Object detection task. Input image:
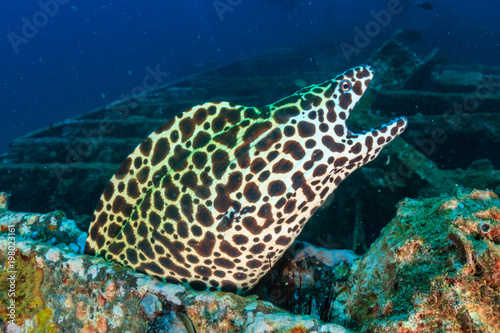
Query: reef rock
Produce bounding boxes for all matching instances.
[3,188,500,332]
[0,193,350,333]
[335,188,500,332]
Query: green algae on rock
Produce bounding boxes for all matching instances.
[0,252,45,327]
[334,188,500,332]
[85,65,407,294]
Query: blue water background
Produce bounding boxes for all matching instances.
[1,0,499,154]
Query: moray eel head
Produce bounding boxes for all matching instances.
[319,65,408,175]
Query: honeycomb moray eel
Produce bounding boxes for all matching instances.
[85,65,408,294]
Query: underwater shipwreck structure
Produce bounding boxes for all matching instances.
[2,37,499,251]
[1,36,500,332]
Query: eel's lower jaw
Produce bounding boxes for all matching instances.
[347,116,408,139]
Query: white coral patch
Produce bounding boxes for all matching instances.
[111,304,124,327]
[156,284,185,305]
[135,277,158,297]
[292,243,358,267]
[5,323,22,333]
[49,214,60,229]
[244,302,258,311]
[65,294,73,308]
[16,240,34,254]
[45,248,61,262]
[35,256,45,268]
[0,212,22,227]
[246,312,316,332]
[135,277,184,305]
[87,265,100,279]
[64,258,85,278]
[319,323,353,332]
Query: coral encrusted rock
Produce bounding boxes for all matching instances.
[0,195,350,333]
[334,188,500,332]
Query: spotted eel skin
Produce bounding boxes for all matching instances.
[85,65,408,294]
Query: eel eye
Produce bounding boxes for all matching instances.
[340,80,351,92]
[480,222,491,233]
